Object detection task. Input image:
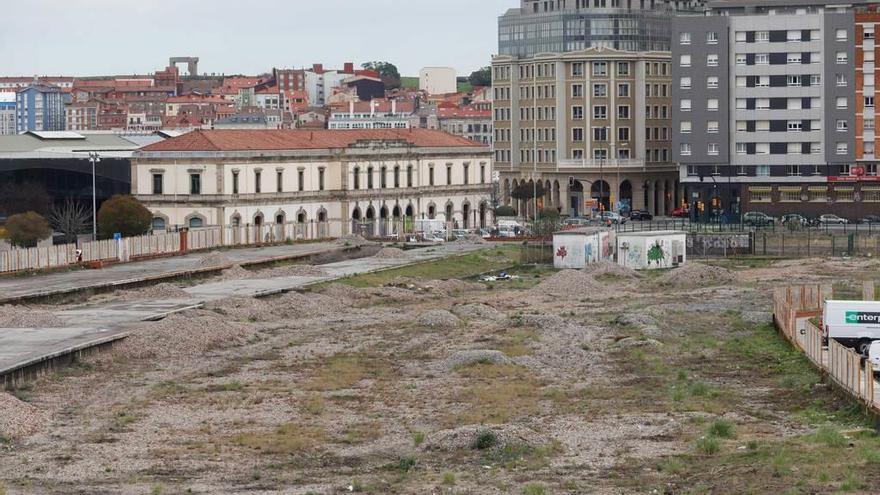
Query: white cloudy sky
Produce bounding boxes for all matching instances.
[4,0,514,77]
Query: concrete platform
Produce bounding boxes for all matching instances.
[0,243,489,388]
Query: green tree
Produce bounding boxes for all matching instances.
[510,181,545,201]
[531,207,562,235]
[5,211,52,248]
[362,61,401,89]
[97,195,152,238]
[468,66,491,87]
[494,205,517,217]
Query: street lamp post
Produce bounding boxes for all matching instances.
[89,152,101,241]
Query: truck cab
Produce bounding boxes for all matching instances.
[824,300,880,354]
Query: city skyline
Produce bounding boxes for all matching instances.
[3,0,513,77]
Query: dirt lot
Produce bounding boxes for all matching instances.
[3,249,880,494]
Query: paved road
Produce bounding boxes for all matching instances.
[0,241,350,304]
[0,243,488,381]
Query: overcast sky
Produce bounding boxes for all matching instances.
[4,0,513,78]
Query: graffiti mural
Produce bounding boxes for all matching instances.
[647,241,666,266]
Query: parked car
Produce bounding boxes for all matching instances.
[671,207,689,218]
[781,213,809,227]
[597,211,627,224]
[818,214,849,225]
[629,209,653,221]
[477,228,492,239]
[742,211,776,226]
[861,215,880,224]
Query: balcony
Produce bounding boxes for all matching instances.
[556,158,648,170]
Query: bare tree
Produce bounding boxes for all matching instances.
[49,198,91,244]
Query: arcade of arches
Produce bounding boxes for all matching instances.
[501,174,681,217]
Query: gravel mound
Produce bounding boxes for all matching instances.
[261,264,328,278]
[196,251,232,268]
[513,313,567,331]
[425,424,548,453]
[113,310,252,359]
[583,261,641,280]
[611,312,658,328]
[215,264,253,281]
[432,279,485,295]
[374,247,407,259]
[443,350,511,369]
[204,297,276,322]
[613,337,662,349]
[0,392,47,438]
[336,234,369,246]
[0,306,64,328]
[452,303,501,320]
[653,263,735,288]
[275,291,340,317]
[531,270,603,296]
[317,283,370,301]
[121,283,191,301]
[417,309,460,329]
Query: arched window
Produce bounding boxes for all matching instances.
[353,166,360,190]
[393,166,400,188]
[367,167,374,189]
[152,217,166,231]
[188,217,204,228]
[406,165,413,187]
[380,166,387,188]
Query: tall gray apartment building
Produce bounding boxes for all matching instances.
[673,0,877,220]
[493,0,706,218]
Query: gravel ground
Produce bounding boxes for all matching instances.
[653,263,735,288]
[118,282,192,301]
[1,257,875,493]
[258,264,328,278]
[195,251,232,268]
[0,306,65,328]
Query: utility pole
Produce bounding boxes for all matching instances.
[89,151,101,241]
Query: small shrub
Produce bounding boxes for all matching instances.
[840,471,865,491]
[706,419,735,439]
[770,452,790,476]
[523,483,547,495]
[809,426,846,448]
[746,440,759,450]
[97,195,152,238]
[695,436,720,456]
[411,430,425,446]
[5,211,51,248]
[442,472,456,485]
[472,429,497,450]
[659,458,684,474]
[150,486,164,495]
[394,457,417,473]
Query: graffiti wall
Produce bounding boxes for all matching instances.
[553,230,614,269]
[687,234,751,256]
[617,232,687,270]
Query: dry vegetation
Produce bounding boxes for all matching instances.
[2,249,880,494]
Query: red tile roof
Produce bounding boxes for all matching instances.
[140,128,487,152]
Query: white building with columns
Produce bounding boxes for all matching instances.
[132,128,493,236]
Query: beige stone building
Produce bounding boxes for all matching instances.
[132,129,493,236]
[492,47,680,217]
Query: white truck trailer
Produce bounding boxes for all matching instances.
[823,300,880,354]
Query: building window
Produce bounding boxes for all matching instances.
[680,143,692,156]
[680,32,692,44]
[836,120,848,132]
[735,31,746,42]
[864,187,880,202]
[735,54,746,65]
[755,53,769,65]
[571,62,584,76]
[298,170,304,191]
[353,167,360,190]
[708,143,719,155]
[680,121,692,133]
[572,128,584,141]
[429,165,435,186]
[152,174,163,195]
[680,99,691,112]
[232,171,239,194]
[679,55,691,67]
[707,121,719,133]
[618,127,630,141]
[592,62,607,76]
[787,75,802,87]
[189,174,201,195]
[836,74,847,87]
[572,84,584,97]
[572,106,584,119]
[276,171,283,193]
[756,31,769,43]
[463,163,469,185]
[394,166,400,188]
[749,186,771,203]
[836,142,848,155]
[617,105,630,119]
[787,121,802,132]
[837,52,847,64]
[617,62,629,76]
[707,99,719,111]
[593,105,607,119]
[867,97,875,108]
[836,187,854,202]
[836,28,848,41]
[618,83,629,97]
[707,76,718,89]
[480,163,486,184]
[594,149,608,160]
[808,186,827,202]
[707,54,719,67]
[679,77,691,89]
[837,97,848,109]
[707,31,718,44]
[736,143,747,155]
[779,187,802,202]
[810,75,821,86]
[787,53,801,64]
[318,168,325,191]
[593,83,607,97]
[254,171,261,193]
[866,119,876,130]
[593,127,608,141]
[407,165,414,187]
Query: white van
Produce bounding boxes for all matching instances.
[823,300,880,353]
